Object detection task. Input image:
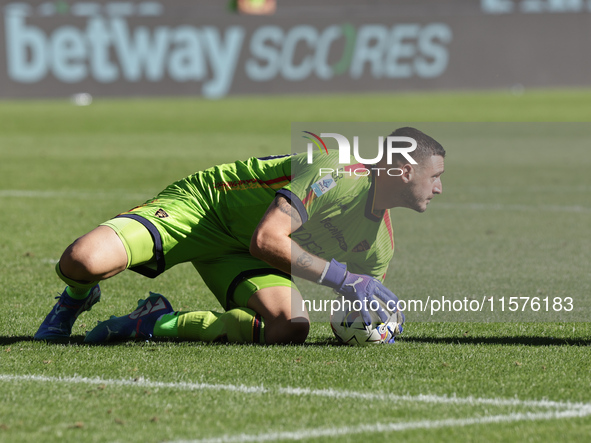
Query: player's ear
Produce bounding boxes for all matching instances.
[399,163,414,183]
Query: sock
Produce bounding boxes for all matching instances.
[153,308,264,344]
[66,286,91,300]
[56,263,98,299]
[153,312,179,337]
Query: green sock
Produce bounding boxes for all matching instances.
[66,286,91,300]
[153,312,179,337]
[154,308,264,344]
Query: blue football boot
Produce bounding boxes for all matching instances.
[84,292,173,343]
[34,285,101,340]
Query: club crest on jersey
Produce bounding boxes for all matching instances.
[311,174,336,197]
[155,208,169,218]
[352,240,370,252]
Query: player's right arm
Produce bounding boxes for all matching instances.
[250,194,327,282]
[250,195,400,325]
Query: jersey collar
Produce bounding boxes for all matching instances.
[364,168,385,222]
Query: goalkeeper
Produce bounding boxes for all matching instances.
[34,127,445,345]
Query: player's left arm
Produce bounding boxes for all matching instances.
[250,194,328,282]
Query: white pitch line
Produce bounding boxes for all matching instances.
[171,407,591,443]
[3,374,589,443]
[276,387,581,410]
[0,374,267,395]
[0,374,587,411]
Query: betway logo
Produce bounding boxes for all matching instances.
[305,133,417,165]
[4,10,452,98]
[5,15,242,97]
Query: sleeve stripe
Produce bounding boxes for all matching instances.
[276,189,308,224]
[344,163,365,172]
[383,210,394,249]
[302,189,315,206]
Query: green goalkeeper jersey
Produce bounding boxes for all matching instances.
[124,151,394,280]
[278,151,394,281]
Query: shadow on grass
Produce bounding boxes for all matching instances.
[0,335,86,345]
[1,335,339,347]
[2,335,590,347]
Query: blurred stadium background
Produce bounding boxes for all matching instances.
[2,0,590,99]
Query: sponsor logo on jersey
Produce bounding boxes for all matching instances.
[291,230,325,257]
[320,217,348,252]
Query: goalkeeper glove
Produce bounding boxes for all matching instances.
[319,259,400,326]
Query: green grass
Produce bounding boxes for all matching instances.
[1,88,591,442]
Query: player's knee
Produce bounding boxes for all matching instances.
[59,241,99,281]
[266,317,310,345]
[288,319,310,344]
[60,238,123,281]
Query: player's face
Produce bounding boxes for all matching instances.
[402,155,444,213]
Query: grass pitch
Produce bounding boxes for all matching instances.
[1,89,591,442]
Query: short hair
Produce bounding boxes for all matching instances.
[384,127,445,165]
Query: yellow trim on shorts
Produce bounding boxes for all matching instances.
[100,217,155,268]
[232,273,294,309]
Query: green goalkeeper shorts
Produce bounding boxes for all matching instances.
[101,213,294,311]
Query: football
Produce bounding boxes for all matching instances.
[330,296,403,346]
